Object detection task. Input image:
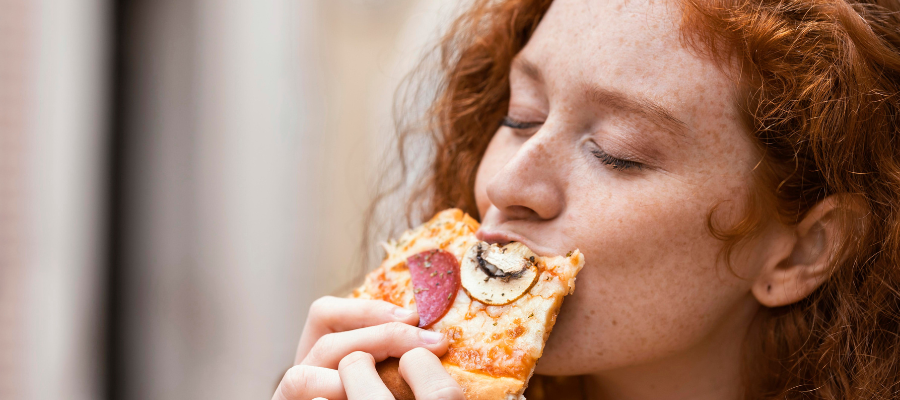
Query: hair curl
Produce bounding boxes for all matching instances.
[370,0,900,397]
[683,0,900,397]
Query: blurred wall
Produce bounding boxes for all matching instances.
[0,1,31,398]
[16,1,110,400]
[2,0,110,400]
[118,0,324,398]
[3,0,460,399]
[116,0,444,399]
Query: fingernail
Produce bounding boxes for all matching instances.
[392,307,414,319]
[420,330,444,344]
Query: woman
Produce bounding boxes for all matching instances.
[274,0,900,398]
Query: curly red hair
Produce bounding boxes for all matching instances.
[368,0,900,397]
[683,0,900,397]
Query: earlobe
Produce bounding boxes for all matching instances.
[751,232,801,308]
[752,195,868,308]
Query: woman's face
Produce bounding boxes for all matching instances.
[474,0,770,375]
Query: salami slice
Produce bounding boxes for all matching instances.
[406,249,461,328]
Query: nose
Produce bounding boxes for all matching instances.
[485,129,566,222]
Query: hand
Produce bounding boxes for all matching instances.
[271,296,465,400]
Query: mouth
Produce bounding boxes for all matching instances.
[475,229,518,245]
[476,229,552,257]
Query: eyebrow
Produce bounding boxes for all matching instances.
[582,85,690,139]
[512,57,690,140]
[513,57,545,83]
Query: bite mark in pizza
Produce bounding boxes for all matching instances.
[351,209,584,400]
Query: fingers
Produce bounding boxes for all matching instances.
[338,352,394,400]
[297,296,418,363]
[301,322,448,369]
[399,348,465,400]
[272,365,345,400]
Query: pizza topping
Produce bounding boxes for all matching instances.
[460,241,539,306]
[406,249,461,328]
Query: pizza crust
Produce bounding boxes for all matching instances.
[354,209,584,399]
[444,364,525,400]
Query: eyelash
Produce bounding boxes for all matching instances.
[591,148,643,171]
[500,116,541,130]
[501,115,643,171]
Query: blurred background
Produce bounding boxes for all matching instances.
[0,0,461,399]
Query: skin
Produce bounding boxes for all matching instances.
[273,0,859,399]
[474,0,765,398]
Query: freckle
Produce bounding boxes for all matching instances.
[612,320,617,326]
[590,309,596,315]
[596,350,604,357]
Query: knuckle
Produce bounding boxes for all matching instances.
[304,333,336,363]
[425,385,466,400]
[397,349,463,400]
[338,351,374,370]
[317,332,336,348]
[405,346,433,359]
[398,347,432,369]
[308,296,336,318]
[382,321,413,339]
[279,366,314,399]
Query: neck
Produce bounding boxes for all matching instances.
[585,298,759,400]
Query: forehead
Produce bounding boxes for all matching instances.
[519,0,739,133]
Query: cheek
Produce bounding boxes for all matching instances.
[536,174,757,374]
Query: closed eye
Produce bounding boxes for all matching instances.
[501,116,543,130]
[591,148,643,171]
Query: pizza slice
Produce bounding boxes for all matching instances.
[351,209,584,400]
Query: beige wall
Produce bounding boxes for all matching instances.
[6,1,461,399]
[0,1,30,399]
[10,1,109,400]
[314,0,417,289]
[118,1,451,399]
[318,0,466,284]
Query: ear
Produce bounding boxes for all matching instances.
[752,194,869,307]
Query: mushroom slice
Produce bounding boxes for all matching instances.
[460,241,540,306]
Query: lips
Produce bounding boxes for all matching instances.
[476,228,520,245]
[477,206,571,256]
[476,228,557,257]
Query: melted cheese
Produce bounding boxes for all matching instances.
[352,209,584,383]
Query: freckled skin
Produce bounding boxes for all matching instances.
[473,0,776,399]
